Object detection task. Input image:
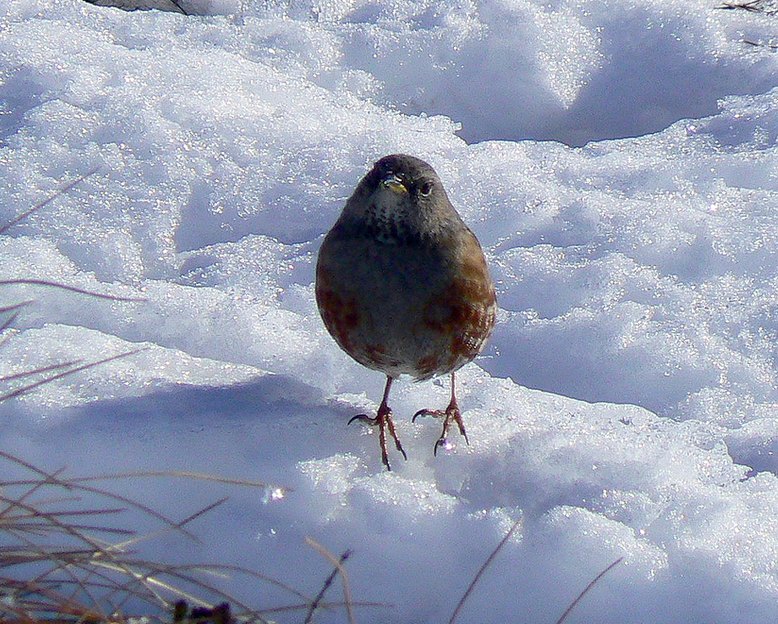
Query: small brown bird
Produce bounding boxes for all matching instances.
[315,154,496,470]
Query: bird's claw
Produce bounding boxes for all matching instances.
[433,436,451,456]
[412,408,444,423]
[414,403,469,455]
[348,414,378,426]
[348,407,407,470]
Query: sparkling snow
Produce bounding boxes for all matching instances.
[1,0,778,622]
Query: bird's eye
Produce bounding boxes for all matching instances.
[418,181,433,196]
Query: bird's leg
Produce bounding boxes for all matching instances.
[412,372,470,455]
[348,376,408,470]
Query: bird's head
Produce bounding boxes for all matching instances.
[340,154,462,245]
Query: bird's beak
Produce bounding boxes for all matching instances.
[380,173,408,195]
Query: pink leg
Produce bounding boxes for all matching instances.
[412,372,469,455]
[348,376,408,470]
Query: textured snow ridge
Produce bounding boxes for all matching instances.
[1,0,777,622]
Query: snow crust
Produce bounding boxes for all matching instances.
[1,0,778,621]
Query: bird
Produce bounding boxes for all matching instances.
[315,154,497,470]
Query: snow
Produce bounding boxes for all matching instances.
[1,0,778,621]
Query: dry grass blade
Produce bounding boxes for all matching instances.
[716,0,760,8]
[554,557,623,624]
[68,470,292,494]
[0,301,33,349]
[0,467,287,545]
[1,171,312,624]
[743,39,778,48]
[448,518,522,624]
[716,0,778,12]
[167,0,189,14]
[258,600,388,616]
[1,485,147,621]
[0,349,145,403]
[3,489,126,554]
[0,302,34,314]
[0,449,298,624]
[109,498,229,552]
[0,301,32,334]
[0,278,146,303]
[2,465,70,514]
[0,575,109,622]
[0,169,98,235]
[306,537,357,624]
[0,310,21,336]
[1,171,145,370]
[89,558,320,624]
[6,518,124,534]
[303,539,353,624]
[0,360,82,384]
[159,563,316,605]
[0,450,202,540]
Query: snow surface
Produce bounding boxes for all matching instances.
[1,0,778,622]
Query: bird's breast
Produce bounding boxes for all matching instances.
[316,228,496,379]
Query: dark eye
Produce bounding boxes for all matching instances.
[418,181,433,196]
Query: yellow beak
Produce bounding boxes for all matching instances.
[381,174,408,195]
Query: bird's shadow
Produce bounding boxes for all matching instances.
[7,374,352,482]
[66,373,325,425]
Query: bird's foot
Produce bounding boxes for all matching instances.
[412,403,469,456]
[348,404,407,470]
